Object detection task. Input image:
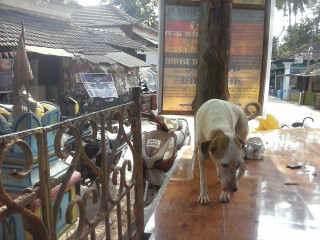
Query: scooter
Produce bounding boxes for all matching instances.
[141,111,191,205]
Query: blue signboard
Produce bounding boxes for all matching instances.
[76,73,118,98]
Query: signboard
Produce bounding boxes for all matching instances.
[233,0,265,4]
[228,9,265,106]
[159,0,270,112]
[0,59,14,92]
[162,5,199,112]
[75,73,118,98]
[294,56,303,64]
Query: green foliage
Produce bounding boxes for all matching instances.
[106,0,159,30]
[272,36,291,60]
[273,18,317,59]
[273,0,319,59]
[285,18,315,46]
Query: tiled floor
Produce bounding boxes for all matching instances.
[146,129,320,240]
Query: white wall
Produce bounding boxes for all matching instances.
[144,47,158,66]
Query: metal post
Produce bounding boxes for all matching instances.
[36,131,55,239]
[131,87,143,238]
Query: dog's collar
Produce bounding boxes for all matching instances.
[222,187,230,192]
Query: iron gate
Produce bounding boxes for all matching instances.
[0,88,143,240]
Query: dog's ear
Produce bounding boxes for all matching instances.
[200,141,211,160]
[201,140,216,159]
[235,135,246,149]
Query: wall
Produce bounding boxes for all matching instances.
[138,47,158,66]
[37,55,60,102]
[308,76,320,93]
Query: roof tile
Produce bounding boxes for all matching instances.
[0,9,119,55]
[71,4,137,27]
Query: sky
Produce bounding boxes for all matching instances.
[272,8,312,43]
[273,9,285,39]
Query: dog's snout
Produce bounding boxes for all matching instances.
[231,187,238,193]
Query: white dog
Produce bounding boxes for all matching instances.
[195,99,261,204]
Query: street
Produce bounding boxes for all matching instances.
[263,96,320,128]
[142,96,320,152]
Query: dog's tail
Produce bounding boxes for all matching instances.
[243,101,262,120]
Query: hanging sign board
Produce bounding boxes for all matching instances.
[75,73,118,98]
[158,0,271,114]
[233,0,265,3]
[228,9,265,106]
[162,5,199,112]
[294,56,303,64]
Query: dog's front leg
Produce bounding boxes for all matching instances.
[237,161,246,180]
[219,189,231,203]
[215,164,221,183]
[198,156,210,205]
[216,165,230,203]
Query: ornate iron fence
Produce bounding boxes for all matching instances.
[0,88,143,240]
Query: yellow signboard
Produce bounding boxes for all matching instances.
[233,0,265,4]
[162,5,199,112]
[161,3,268,112]
[228,9,265,106]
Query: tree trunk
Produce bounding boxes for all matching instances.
[192,0,231,113]
[315,14,319,36]
[288,3,297,50]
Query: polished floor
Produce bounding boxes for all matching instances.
[145,129,320,240]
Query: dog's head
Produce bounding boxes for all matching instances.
[200,130,245,192]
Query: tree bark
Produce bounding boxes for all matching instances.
[192,0,232,113]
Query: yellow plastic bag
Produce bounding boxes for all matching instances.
[255,114,281,131]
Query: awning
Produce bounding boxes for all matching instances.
[26,46,149,67]
[294,72,320,77]
[26,46,74,57]
[139,35,158,45]
[81,55,116,65]
[132,28,158,45]
[293,62,320,77]
[105,52,150,67]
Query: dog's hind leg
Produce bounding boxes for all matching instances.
[198,152,210,205]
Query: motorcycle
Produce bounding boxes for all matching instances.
[139,67,157,94]
[61,119,132,191]
[281,117,315,129]
[56,90,80,120]
[141,111,191,206]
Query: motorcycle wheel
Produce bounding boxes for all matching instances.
[144,183,160,207]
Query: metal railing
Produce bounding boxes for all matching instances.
[0,87,143,240]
